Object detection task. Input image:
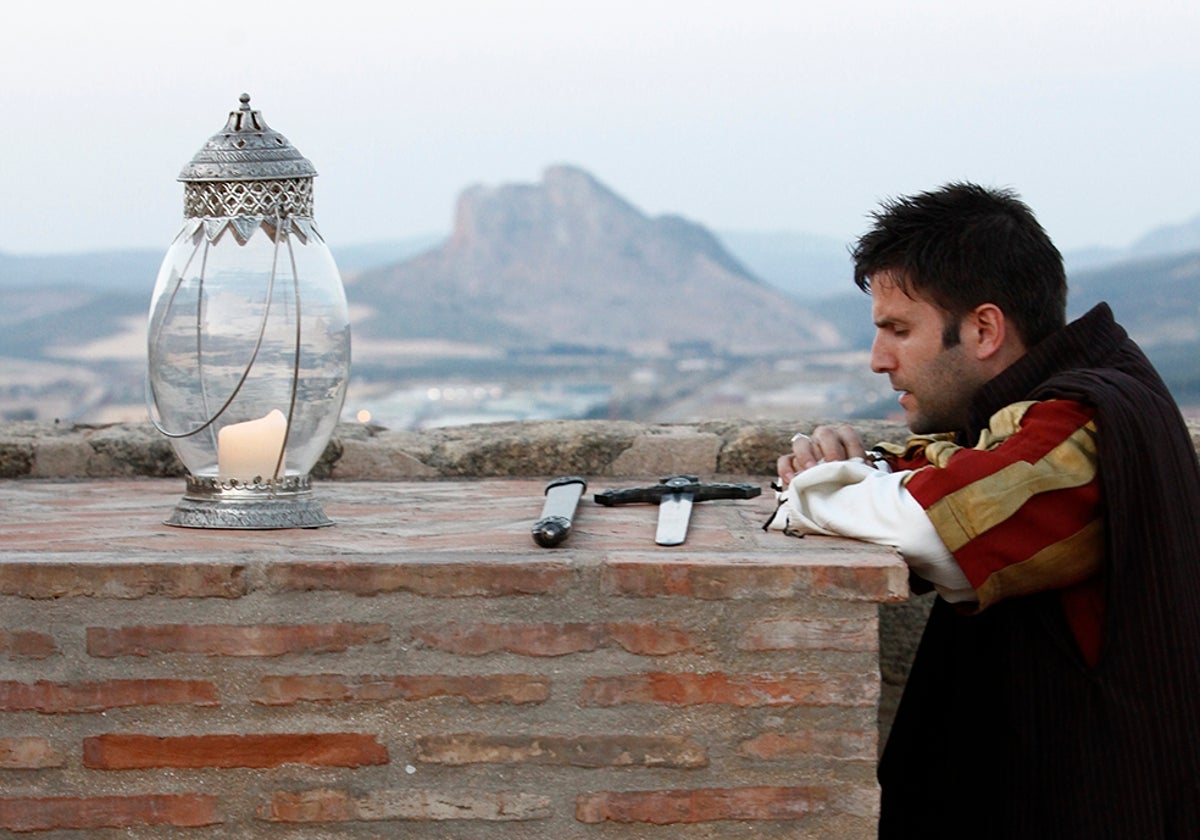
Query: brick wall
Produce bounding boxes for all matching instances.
[0,476,906,837]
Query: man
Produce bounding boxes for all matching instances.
[767,183,1200,838]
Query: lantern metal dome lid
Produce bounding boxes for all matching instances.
[178,93,318,183]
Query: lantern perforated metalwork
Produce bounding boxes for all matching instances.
[147,94,351,528]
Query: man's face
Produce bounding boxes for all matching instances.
[868,271,982,434]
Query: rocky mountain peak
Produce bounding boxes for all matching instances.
[450,165,643,253]
[352,166,843,354]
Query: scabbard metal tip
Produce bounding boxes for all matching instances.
[532,515,571,548]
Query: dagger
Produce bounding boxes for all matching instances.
[593,475,761,546]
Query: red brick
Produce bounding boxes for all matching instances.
[0,736,65,769]
[262,787,552,822]
[810,564,910,601]
[580,671,878,707]
[87,622,390,657]
[601,561,812,599]
[576,785,829,824]
[0,562,247,599]
[416,733,708,768]
[739,616,878,651]
[739,730,877,761]
[414,621,704,656]
[266,560,570,596]
[0,679,218,713]
[260,788,353,823]
[254,673,550,706]
[83,733,387,770]
[604,621,709,655]
[0,630,58,659]
[0,794,219,832]
[602,557,908,601]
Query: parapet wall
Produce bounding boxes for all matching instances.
[3,418,1197,837]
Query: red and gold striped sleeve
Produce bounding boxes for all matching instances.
[900,399,1102,611]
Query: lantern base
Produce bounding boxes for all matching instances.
[165,474,333,530]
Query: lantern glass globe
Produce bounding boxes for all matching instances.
[148,221,350,483]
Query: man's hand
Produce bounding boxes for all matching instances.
[776,423,869,485]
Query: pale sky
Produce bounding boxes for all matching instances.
[2,0,1197,256]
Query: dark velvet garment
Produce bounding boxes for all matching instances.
[878,304,1200,839]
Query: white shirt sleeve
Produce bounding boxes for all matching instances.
[766,458,977,604]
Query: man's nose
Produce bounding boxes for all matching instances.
[869,335,893,374]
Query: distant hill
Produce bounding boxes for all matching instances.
[0,236,448,363]
[1068,251,1200,403]
[714,230,853,299]
[330,234,445,276]
[0,285,146,360]
[347,165,842,355]
[1064,212,1200,273]
[0,249,162,292]
[1068,250,1200,337]
[0,236,444,292]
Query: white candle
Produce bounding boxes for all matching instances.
[217,409,287,482]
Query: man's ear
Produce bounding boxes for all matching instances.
[965,303,1009,361]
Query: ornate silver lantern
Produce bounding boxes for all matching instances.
[147,94,351,529]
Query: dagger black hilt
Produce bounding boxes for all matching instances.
[594,475,761,506]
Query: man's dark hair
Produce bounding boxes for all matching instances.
[852,182,1067,348]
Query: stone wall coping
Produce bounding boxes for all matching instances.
[5,417,1198,481]
[0,477,909,606]
[0,418,918,481]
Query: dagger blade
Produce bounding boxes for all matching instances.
[654,490,693,546]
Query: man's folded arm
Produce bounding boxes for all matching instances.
[766,459,976,603]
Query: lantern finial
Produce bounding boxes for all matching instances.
[177,93,319,225]
[178,93,317,185]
